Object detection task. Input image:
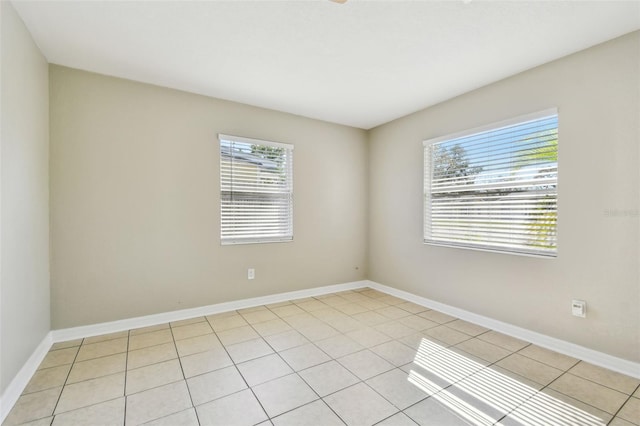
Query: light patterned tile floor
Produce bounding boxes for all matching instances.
[3,288,639,426]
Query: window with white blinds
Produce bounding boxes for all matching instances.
[219,134,293,245]
[423,109,558,257]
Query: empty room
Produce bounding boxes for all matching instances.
[1,0,639,425]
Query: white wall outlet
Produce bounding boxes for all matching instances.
[248,268,255,280]
[571,299,586,318]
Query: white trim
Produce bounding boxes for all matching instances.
[423,241,556,259]
[218,133,293,150]
[422,108,559,259]
[52,280,367,342]
[221,236,293,246]
[5,278,637,424]
[0,332,53,423]
[1,280,367,421]
[422,107,558,146]
[365,280,640,379]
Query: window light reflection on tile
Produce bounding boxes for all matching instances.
[510,391,607,426]
[408,338,606,426]
[456,368,536,413]
[409,371,496,426]
[413,340,480,382]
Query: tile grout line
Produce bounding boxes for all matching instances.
[123,330,130,426]
[360,368,422,419]
[559,362,640,397]
[453,338,552,425]
[125,342,178,372]
[46,317,584,426]
[117,320,213,424]
[47,337,84,421]
[17,288,637,426]
[53,336,130,370]
[261,295,353,425]
[606,383,640,425]
[266,293,419,424]
[32,344,129,422]
[372,411,419,426]
[245,303,324,417]
[168,320,203,426]
[255,297,346,420]
[276,292,449,424]
[530,360,628,422]
[513,343,587,371]
[204,312,274,425]
[384,323,536,425]
[101,298,451,426]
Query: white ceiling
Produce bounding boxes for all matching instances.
[12,0,640,129]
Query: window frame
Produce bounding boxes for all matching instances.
[423,108,558,258]
[219,133,294,246]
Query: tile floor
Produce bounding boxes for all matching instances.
[4,288,639,426]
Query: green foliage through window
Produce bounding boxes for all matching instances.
[424,110,558,257]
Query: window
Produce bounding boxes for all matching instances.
[423,109,558,257]
[219,134,293,245]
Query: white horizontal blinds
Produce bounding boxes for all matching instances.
[424,109,558,257]
[220,134,293,244]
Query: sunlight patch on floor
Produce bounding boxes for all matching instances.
[408,338,606,426]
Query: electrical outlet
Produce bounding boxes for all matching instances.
[571,300,586,318]
[248,268,255,280]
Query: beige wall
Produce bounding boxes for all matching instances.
[49,65,368,329]
[0,1,51,394]
[39,27,640,365]
[368,32,640,362]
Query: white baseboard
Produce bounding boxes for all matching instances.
[4,278,637,425]
[2,280,367,422]
[51,280,368,343]
[365,280,640,379]
[0,331,53,423]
